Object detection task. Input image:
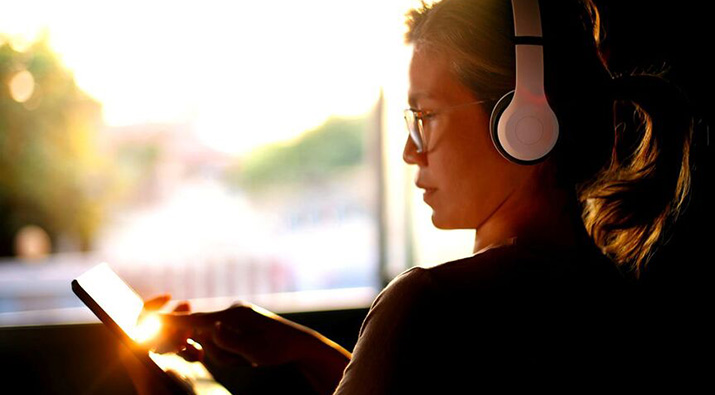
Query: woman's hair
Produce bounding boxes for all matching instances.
[405,0,693,278]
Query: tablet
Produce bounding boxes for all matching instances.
[72,262,229,395]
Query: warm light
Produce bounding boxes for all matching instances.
[149,350,231,395]
[133,313,163,344]
[0,0,424,155]
[9,70,35,103]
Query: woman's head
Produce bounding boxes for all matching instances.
[403,0,693,276]
[403,45,538,230]
[405,0,615,185]
[403,0,612,231]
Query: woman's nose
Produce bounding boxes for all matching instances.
[403,136,426,166]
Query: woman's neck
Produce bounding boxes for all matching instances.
[473,179,588,255]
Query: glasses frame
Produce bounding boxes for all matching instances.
[403,99,495,153]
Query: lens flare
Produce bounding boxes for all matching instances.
[133,313,162,343]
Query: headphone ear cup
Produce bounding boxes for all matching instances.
[489,90,515,162]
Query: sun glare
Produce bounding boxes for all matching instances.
[133,313,163,344]
[1,0,421,155]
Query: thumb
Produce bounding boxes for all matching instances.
[144,294,172,311]
[173,301,191,313]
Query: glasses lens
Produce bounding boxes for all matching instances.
[403,110,424,152]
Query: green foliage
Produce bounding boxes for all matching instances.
[228,116,367,190]
[0,35,109,256]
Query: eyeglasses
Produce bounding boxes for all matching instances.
[403,99,495,153]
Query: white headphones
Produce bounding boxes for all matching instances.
[489,0,559,165]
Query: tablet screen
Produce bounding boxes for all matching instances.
[74,262,145,339]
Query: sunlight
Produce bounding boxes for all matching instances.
[0,0,423,155]
[133,313,163,344]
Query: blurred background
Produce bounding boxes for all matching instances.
[0,0,483,326]
[0,0,711,327]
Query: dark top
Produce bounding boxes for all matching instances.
[334,238,642,393]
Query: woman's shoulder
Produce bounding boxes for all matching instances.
[372,240,624,307]
[367,266,433,316]
[423,239,631,294]
[368,238,633,329]
[384,241,548,287]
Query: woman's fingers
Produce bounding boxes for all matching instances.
[149,305,193,353]
[160,311,217,332]
[153,328,192,354]
[157,303,301,366]
[175,338,204,362]
[194,330,253,368]
[173,301,191,313]
[161,303,259,331]
[154,304,248,356]
[212,322,247,354]
[143,295,189,314]
[144,294,172,311]
[211,321,286,366]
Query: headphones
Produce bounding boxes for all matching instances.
[489,0,559,165]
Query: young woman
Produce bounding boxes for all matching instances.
[125,0,693,393]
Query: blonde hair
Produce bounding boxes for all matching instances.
[406,0,693,277]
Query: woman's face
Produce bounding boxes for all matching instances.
[403,47,526,229]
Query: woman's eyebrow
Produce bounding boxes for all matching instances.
[408,91,435,107]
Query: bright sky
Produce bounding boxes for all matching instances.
[0,0,418,155]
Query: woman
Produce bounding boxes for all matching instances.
[126,0,693,393]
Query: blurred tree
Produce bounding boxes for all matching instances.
[228,116,366,191]
[0,34,110,257]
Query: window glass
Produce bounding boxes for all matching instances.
[0,1,474,326]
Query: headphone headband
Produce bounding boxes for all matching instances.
[512,0,543,37]
[489,0,559,165]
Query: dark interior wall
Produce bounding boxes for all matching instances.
[0,308,369,395]
[590,1,713,377]
[596,0,713,308]
[0,323,137,395]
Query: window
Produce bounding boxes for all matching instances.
[0,0,474,326]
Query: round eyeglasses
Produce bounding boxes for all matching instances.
[403,99,495,153]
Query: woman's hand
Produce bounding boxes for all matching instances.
[161,303,351,395]
[119,294,196,395]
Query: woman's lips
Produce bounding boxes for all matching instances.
[420,187,437,202]
[416,181,436,202]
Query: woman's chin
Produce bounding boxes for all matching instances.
[430,212,460,230]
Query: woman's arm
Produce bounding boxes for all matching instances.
[334,267,433,395]
[161,303,351,395]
